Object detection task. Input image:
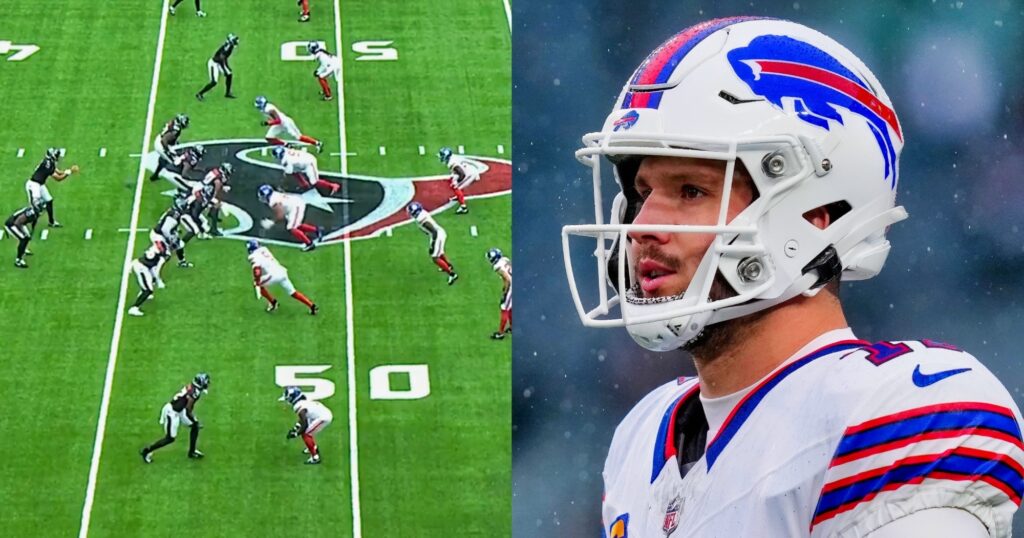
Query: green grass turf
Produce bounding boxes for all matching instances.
[0,0,510,536]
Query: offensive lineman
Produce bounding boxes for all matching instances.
[254,96,323,152]
[257,184,323,252]
[196,162,233,236]
[487,248,511,339]
[438,147,476,215]
[407,201,457,285]
[272,146,340,195]
[5,206,38,268]
[280,386,332,464]
[196,34,239,101]
[247,240,318,315]
[141,373,210,462]
[560,18,1024,537]
[150,114,190,187]
[150,199,192,273]
[26,147,78,227]
[165,144,205,186]
[306,42,339,100]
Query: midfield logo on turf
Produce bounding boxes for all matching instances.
[146,139,511,248]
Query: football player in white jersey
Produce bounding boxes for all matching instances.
[280,386,332,464]
[407,201,458,285]
[271,146,341,196]
[561,18,1024,538]
[306,42,339,100]
[246,240,318,315]
[438,147,477,214]
[254,96,323,152]
[487,248,511,340]
[257,184,323,252]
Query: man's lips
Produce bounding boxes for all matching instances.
[637,259,676,295]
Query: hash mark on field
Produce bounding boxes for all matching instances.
[118,227,149,233]
[260,147,268,156]
[99,148,107,157]
[129,153,142,158]
[0,230,4,240]
[384,227,392,237]
[16,148,24,158]
[85,229,93,240]
[378,146,386,156]
[457,145,465,154]
[40,229,49,241]
[497,144,505,154]
[470,225,478,237]
[418,145,425,156]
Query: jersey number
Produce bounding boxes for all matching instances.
[275,365,336,400]
[369,364,430,400]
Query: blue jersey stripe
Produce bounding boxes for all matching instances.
[836,409,1021,458]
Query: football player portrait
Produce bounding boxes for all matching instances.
[513,6,1024,538]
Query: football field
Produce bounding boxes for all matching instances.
[0,1,511,536]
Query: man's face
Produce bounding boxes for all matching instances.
[627,156,756,299]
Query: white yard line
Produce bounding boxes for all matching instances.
[332,0,362,535]
[78,3,171,537]
[502,0,512,32]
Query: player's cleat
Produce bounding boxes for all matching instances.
[266,300,279,313]
[196,10,206,17]
[188,450,205,459]
[195,93,204,102]
[302,448,311,454]
[210,229,223,237]
[225,93,236,99]
[448,272,459,285]
[305,456,321,465]
[14,259,27,269]
[299,14,311,22]
[491,331,505,340]
[310,304,319,316]
[49,221,63,228]
[302,242,316,252]
[455,206,469,214]
[178,260,194,268]
[168,6,176,15]
[315,140,324,154]
[323,94,333,101]
[141,448,152,463]
[128,306,144,317]
[156,279,167,289]
[23,249,32,256]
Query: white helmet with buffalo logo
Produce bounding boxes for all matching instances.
[562,17,907,351]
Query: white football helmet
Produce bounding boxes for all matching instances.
[562,17,908,352]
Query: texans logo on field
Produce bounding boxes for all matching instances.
[146,139,511,248]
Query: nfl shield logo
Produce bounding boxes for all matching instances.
[662,497,681,536]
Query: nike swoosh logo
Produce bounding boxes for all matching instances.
[912,365,972,387]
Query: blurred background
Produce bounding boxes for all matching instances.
[512,1,1024,536]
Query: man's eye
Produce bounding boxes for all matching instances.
[682,185,704,199]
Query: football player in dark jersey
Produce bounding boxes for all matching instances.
[200,162,232,236]
[128,241,170,316]
[26,147,78,227]
[150,114,190,186]
[196,34,239,101]
[168,144,205,184]
[141,373,210,462]
[168,0,204,17]
[5,206,39,268]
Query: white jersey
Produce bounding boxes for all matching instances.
[262,102,291,124]
[313,50,340,79]
[248,246,285,276]
[268,191,303,213]
[294,399,332,424]
[281,149,316,175]
[603,328,1024,538]
[448,155,481,189]
[414,211,444,239]
[492,256,511,275]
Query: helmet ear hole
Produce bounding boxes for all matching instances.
[802,200,851,230]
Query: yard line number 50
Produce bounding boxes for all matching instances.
[275,364,430,401]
